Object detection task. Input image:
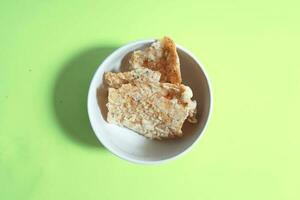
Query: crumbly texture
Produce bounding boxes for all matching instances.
[129,36,182,84]
[104,37,197,139]
[104,67,161,88]
[106,81,197,139]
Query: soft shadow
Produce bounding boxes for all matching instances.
[97,84,108,121]
[120,51,132,72]
[53,46,117,148]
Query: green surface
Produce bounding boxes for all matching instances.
[1,0,300,199]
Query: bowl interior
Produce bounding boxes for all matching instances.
[88,40,211,163]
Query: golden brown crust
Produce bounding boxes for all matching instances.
[129,36,182,84]
[162,36,182,84]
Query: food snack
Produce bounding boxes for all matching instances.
[106,80,196,139]
[103,37,197,139]
[129,36,181,84]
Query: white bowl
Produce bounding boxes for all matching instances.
[87,39,212,164]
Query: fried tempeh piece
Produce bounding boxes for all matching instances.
[129,36,181,84]
[106,81,197,139]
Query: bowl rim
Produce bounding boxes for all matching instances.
[87,39,213,165]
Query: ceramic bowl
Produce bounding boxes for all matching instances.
[87,39,212,164]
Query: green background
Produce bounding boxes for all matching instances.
[1,0,299,199]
